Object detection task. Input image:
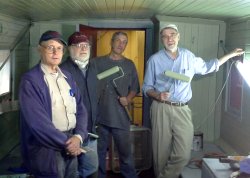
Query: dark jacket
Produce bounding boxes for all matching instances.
[19,63,88,178]
[60,57,97,134]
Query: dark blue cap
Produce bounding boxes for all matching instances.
[39,30,67,46]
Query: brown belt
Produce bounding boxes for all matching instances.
[161,100,188,106]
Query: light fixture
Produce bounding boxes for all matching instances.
[234,54,250,87]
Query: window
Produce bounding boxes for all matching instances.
[228,65,242,112]
[225,61,243,120]
[0,50,11,96]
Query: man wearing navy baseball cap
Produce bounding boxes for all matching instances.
[19,30,88,178]
[39,30,67,45]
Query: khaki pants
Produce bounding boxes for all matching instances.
[150,100,193,178]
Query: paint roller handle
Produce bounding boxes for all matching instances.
[112,77,133,122]
[124,106,133,122]
[117,95,133,122]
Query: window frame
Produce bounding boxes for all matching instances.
[0,50,11,97]
[225,61,243,120]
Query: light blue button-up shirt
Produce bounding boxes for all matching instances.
[142,48,219,103]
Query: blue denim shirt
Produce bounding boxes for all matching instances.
[142,48,219,103]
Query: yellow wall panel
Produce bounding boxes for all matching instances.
[96,30,144,125]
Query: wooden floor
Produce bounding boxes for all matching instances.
[0,143,227,178]
[0,144,156,178]
[106,167,155,178]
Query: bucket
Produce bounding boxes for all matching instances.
[192,131,203,151]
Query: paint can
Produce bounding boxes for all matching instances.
[192,131,203,151]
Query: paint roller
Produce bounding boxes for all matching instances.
[97,66,133,121]
[164,70,191,82]
[97,66,120,80]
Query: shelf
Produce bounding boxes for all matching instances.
[0,101,19,115]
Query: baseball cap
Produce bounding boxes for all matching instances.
[68,32,90,46]
[39,30,67,46]
[160,24,179,34]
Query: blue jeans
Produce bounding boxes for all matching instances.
[78,138,98,178]
[97,125,138,178]
[56,151,78,178]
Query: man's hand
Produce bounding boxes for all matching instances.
[157,91,171,102]
[230,48,244,57]
[118,96,129,106]
[218,48,244,66]
[65,135,81,156]
[118,91,137,106]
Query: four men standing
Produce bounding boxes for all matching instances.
[19,26,244,178]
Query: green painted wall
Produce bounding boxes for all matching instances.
[0,110,20,160]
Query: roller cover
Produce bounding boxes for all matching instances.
[97,66,120,80]
[164,70,191,82]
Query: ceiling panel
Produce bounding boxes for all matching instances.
[0,0,250,22]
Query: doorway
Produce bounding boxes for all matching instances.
[96,30,144,126]
[80,23,154,127]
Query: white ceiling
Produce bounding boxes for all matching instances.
[0,0,250,22]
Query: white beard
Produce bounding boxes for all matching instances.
[73,52,90,69]
[166,45,177,53]
[74,59,89,69]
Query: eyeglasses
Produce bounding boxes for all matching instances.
[72,44,91,49]
[161,33,178,40]
[114,39,128,45]
[41,45,64,54]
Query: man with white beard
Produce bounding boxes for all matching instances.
[60,32,98,178]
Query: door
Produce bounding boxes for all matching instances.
[80,24,98,58]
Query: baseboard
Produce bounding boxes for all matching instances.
[214,138,239,155]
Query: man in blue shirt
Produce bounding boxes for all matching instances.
[142,24,244,178]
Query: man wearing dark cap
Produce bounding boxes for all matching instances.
[19,30,88,178]
[60,32,98,178]
[142,24,244,178]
